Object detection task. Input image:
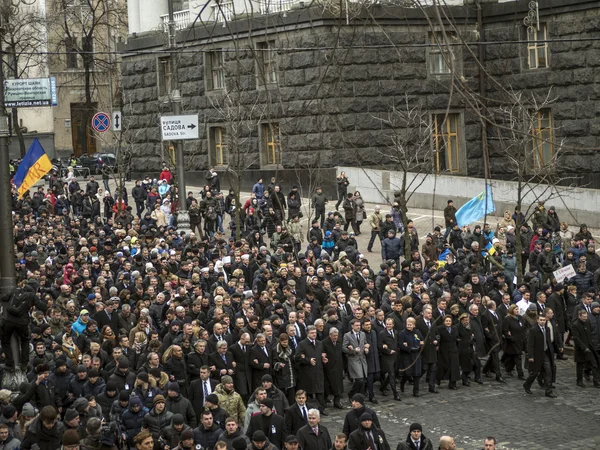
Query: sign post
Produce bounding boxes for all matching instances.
[160,114,199,140]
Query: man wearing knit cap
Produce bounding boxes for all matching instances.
[347,412,390,450]
[246,397,285,450]
[214,375,246,427]
[121,397,148,447]
[0,406,18,439]
[205,394,228,430]
[342,394,380,437]
[143,395,174,440]
[396,423,434,450]
[62,408,80,434]
[174,428,196,450]
[232,435,249,450]
[108,357,136,392]
[61,429,80,449]
[166,382,197,428]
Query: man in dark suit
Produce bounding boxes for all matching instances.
[94,299,119,331]
[322,328,344,409]
[481,300,506,383]
[230,332,252,403]
[496,294,511,321]
[207,322,232,353]
[188,365,219,419]
[378,317,400,400]
[294,326,326,412]
[296,408,332,450]
[432,298,447,322]
[523,314,557,398]
[571,309,600,387]
[209,341,235,380]
[415,306,439,393]
[249,333,272,391]
[284,389,309,436]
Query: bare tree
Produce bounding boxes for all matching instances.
[0,1,48,156]
[489,88,571,280]
[374,95,434,259]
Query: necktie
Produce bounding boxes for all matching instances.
[301,406,307,421]
[389,330,394,338]
[541,327,548,351]
[414,441,420,450]
[367,432,377,450]
[242,345,246,353]
[313,427,318,436]
[263,347,268,357]
[440,310,445,317]
[291,337,296,349]
[221,354,226,363]
[426,321,431,329]
[203,381,209,399]
[355,333,359,341]
[586,305,591,314]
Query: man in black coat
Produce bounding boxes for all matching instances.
[245,398,286,450]
[249,334,272,391]
[347,413,390,450]
[415,307,439,393]
[322,328,344,409]
[342,394,380,437]
[481,301,506,383]
[229,333,252,403]
[284,390,309,436]
[296,409,332,450]
[294,326,326,412]
[523,315,557,398]
[93,299,120,332]
[571,309,600,387]
[378,318,400,400]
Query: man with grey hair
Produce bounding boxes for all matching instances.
[210,340,235,379]
[118,303,137,333]
[249,333,271,390]
[322,327,344,409]
[296,408,332,450]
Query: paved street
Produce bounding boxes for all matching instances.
[318,357,600,450]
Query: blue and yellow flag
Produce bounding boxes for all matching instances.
[13,138,52,198]
[455,185,496,227]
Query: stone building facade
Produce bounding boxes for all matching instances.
[121,0,600,187]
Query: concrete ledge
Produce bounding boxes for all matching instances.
[338,166,600,228]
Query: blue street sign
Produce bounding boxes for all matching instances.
[92,112,111,133]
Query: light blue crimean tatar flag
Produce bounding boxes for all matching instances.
[455,184,496,227]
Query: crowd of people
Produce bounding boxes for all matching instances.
[1,166,599,450]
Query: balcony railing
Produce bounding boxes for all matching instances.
[160,9,191,32]
[259,0,296,14]
[213,2,234,23]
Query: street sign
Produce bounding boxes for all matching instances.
[112,111,122,132]
[92,112,111,133]
[4,77,58,108]
[160,114,199,140]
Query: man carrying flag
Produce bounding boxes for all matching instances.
[12,139,53,199]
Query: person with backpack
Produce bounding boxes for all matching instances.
[0,281,38,372]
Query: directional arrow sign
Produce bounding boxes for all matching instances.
[160,114,199,141]
[112,111,122,132]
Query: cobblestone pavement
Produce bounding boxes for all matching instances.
[318,356,600,450]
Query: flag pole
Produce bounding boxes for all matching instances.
[0,11,17,294]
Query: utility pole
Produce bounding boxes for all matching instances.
[0,4,16,294]
[167,0,190,233]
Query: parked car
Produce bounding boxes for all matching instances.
[77,153,116,174]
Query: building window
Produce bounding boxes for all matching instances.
[433,113,461,173]
[257,41,277,85]
[158,57,172,98]
[206,51,225,91]
[527,24,548,69]
[429,32,456,75]
[65,35,79,69]
[209,127,228,166]
[262,123,281,165]
[530,109,553,169]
